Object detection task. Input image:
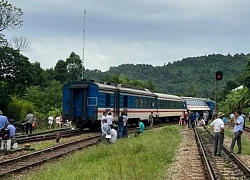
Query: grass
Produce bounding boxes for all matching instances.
[223,162,233,168]
[224,128,250,155]
[16,126,182,180]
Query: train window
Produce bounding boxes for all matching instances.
[105,94,111,107]
[140,98,144,108]
[149,99,152,108]
[87,97,97,106]
[145,98,148,108]
[123,96,128,108]
[135,97,139,108]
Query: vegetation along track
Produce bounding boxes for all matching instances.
[195,127,250,179]
[0,123,171,178]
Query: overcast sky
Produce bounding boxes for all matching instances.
[4,0,250,71]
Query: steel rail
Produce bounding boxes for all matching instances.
[194,128,215,180]
[0,123,174,177]
[204,126,250,177]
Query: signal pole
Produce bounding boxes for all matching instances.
[81,9,86,80]
[215,71,223,113]
[215,78,218,113]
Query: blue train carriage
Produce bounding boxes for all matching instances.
[154,93,187,122]
[117,85,157,125]
[204,99,215,118]
[62,80,118,131]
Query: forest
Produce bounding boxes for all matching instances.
[0,0,249,127]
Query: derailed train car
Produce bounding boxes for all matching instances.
[62,80,187,131]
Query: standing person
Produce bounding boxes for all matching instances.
[0,110,8,131]
[25,111,35,135]
[48,115,53,130]
[101,112,106,125]
[117,112,124,139]
[189,111,196,128]
[184,112,188,125]
[195,112,199,126]
[106,112,114,129]
[230,110,244,154]
[123,113,128,137]
[210,112,225,156]
[148,112,154,128]
[56,115,61,128]
[203,111,209,126]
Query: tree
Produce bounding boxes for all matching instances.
[0,46,34,96]
[66,52,83,82]
[0,0,23,32]
[54,60,68,83]
[9,35,31,52]
[24,80,62,116]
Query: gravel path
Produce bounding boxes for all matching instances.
[166,127,207,180]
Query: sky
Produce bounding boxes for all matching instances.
[3,0,250,71]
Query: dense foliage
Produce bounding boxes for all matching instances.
[84,54,248,99]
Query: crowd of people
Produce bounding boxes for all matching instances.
[100,111,145,144]
[183,109,244,156]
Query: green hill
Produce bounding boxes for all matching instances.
[84,53,249,97]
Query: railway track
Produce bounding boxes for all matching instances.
[16,128,71,138]
[195,127,250,179]
[16,129,83,144]
[0,123,171,178]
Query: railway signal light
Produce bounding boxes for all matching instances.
[216,71,223,81]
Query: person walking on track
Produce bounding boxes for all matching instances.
[230,110,244,154]
[210,112,225,156]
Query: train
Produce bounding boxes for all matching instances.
[62,79,214,131]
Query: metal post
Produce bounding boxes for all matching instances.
[81,9,86,80]
[215,79,218,113]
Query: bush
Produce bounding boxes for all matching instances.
[6,96,35,121]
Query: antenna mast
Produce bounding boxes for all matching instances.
[81,9,86,80]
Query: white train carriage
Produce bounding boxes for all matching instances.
[117,85,157,124]
[154,93,187,121]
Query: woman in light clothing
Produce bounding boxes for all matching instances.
[48,116,53,130]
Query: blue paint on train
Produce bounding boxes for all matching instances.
[62,80,186,130]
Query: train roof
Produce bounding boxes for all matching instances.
[118,86,156,96]
[182,96,214,102]
[64,81,118,91]
[154,93,184,101]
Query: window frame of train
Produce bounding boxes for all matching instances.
[123,95,128,108]
[105,93,111,107]
[135,96,139,108]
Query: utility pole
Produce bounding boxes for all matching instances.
[81,9,86,80]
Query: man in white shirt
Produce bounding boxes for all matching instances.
[106,112,114,129]
[210,112,225,156]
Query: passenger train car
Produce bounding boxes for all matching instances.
[182,96,215,118]
[62,80,187,130]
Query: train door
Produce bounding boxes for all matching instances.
[114,92,120,118]
[73,90,83,118]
